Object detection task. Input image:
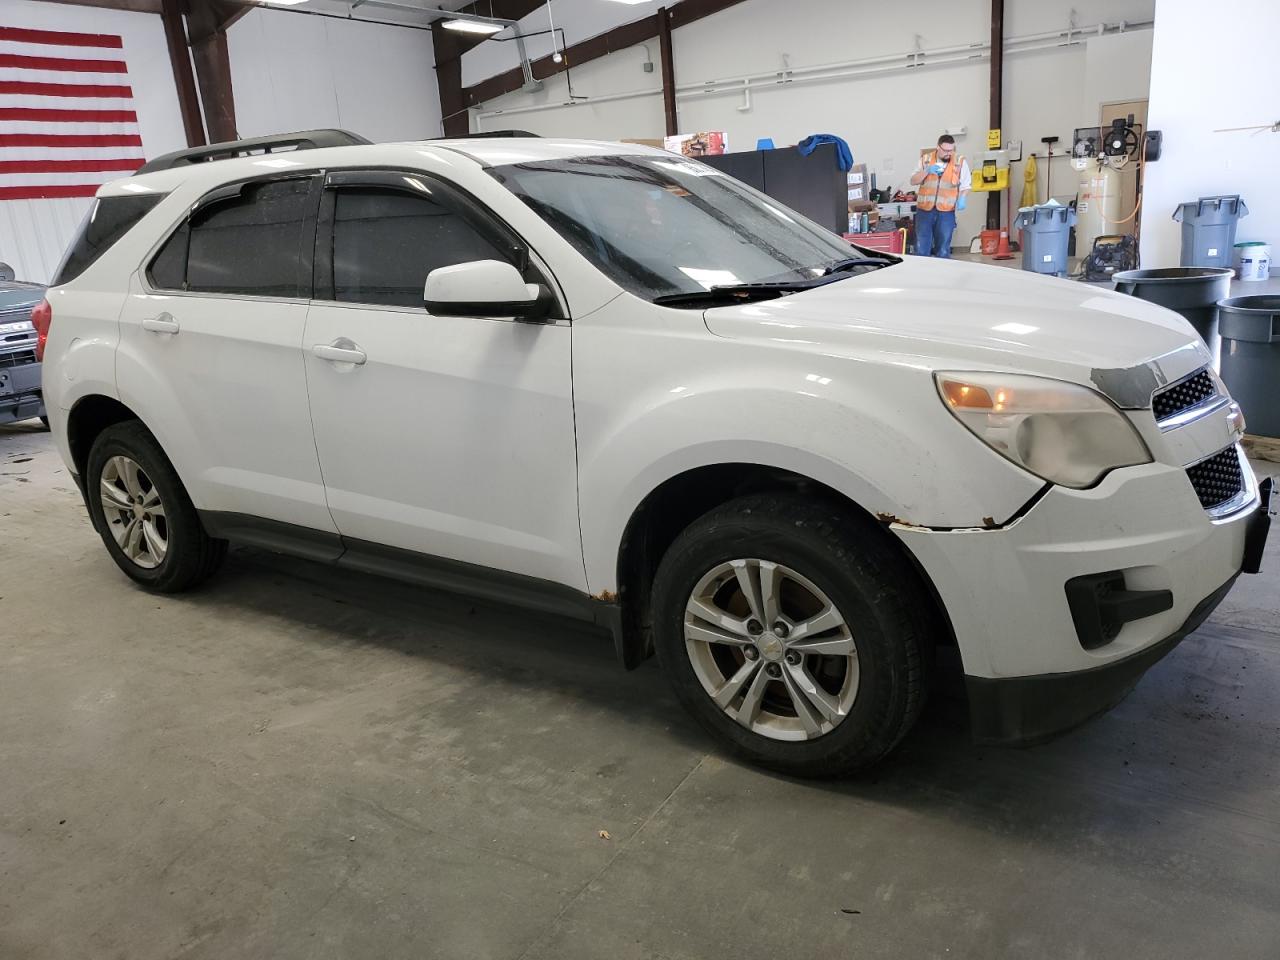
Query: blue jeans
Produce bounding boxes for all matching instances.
[914,208,957,258]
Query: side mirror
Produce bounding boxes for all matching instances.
[423,259,551,320]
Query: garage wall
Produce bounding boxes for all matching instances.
[470,0,1155,244]
[226,9,442,144]
[0,0,187,284]
[1139,0,1279,268]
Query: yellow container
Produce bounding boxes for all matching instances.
[971,163,1009,192]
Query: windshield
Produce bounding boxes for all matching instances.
[487,154,869,303]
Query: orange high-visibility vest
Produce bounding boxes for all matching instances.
[916,149,963,212]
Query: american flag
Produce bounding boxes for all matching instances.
[0,25,144,201]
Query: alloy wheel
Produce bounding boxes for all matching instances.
[99,455,168,570]
[684,558,859,741]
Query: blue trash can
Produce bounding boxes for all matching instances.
[1015,204,1076,277]
[1173,196,1248,269]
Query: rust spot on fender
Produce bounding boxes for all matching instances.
[876,512,929,531]
[982,517,997,529]
[594,589,618,603]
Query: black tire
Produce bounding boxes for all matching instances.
[85,421,227,592]
[651,494,931,777]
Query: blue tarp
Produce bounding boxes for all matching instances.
[796,134,854,172]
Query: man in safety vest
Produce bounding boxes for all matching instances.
[909,134,971,258]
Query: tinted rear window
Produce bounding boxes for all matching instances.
[52,193,164,286]
[186,178,311,297]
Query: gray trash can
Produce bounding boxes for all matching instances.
[1015,204,1076,277]
[1217,295,1280,438]
[1112,267,1234,344]
[1173,196,1248,269]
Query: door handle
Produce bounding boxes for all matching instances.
[312,340,367,365]
[141,312,179,334]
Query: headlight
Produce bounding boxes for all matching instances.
[936,371,1152,489]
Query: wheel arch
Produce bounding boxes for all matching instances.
[610,461,957,670]
[67,394,145,482]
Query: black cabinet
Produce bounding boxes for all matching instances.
[701,142,847,233]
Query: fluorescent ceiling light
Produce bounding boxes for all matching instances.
[603,0,653,5]
[261,0,309,6]
[442,19,505,34]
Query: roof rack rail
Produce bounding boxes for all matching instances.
[134,129,371,175]
[436,130,541,140]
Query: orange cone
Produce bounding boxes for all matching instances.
[994,190,1015,260]
[993,229,1013,260]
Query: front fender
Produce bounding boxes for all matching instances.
[573,320,1044,593]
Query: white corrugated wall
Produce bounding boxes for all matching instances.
[0,197,92,283]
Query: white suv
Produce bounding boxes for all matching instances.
[38,132,1272,776]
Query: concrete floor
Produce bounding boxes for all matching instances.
[2,420,1278,960]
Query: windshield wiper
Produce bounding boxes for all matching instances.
[653,280,820,309]
[821,255,897,275]
[653,258,898,308]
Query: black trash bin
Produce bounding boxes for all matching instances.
[1112,267,1235,351]
[1218,296,1280,439]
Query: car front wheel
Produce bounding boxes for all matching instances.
[651,494,931,777]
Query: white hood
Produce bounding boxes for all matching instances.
[702,257,1208,390]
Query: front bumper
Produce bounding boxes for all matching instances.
[0,356,43,424]
[965,573,1236,744]
[893,451,1269,743]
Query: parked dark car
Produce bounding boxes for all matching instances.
[0,277,47,427]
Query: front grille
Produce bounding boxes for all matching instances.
[1185,447,1244,510]
[0,349,37,368]
[1153,369,1217,421]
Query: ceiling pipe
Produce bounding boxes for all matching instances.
[475,19,1152,122]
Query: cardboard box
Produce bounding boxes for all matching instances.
[620,138,664,148]
[846,162,871,209]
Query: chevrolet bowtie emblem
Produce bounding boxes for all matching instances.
[1226,401,1246,441]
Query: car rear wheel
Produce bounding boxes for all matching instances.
[651,494,931,777]
[86,421,226,592]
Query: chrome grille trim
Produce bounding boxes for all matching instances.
[1185,445,1253,519]
[1152,367,1220,425]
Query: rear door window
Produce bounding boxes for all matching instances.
[52,193,165,286]
[183,178,314,298]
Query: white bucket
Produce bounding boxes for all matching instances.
[1234,241,1271,281]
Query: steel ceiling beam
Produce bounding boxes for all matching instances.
[159,0,206,147]
[184,0,244,143]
